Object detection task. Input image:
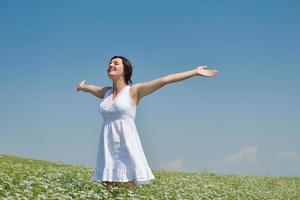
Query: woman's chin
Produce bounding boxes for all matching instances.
[108,74,118,79]
[108,73,118,77]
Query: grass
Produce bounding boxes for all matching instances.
[1,153,299,199]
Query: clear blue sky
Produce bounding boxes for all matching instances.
[1,0,299,177]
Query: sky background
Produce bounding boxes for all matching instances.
[1,0,300,177]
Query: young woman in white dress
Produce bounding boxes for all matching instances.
[76,56,218,191]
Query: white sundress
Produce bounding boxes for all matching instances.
[91,85,155,185]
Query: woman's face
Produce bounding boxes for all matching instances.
[107,58,124,79]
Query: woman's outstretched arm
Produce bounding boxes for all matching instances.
[133,65,218,100]
[76,80,109,99]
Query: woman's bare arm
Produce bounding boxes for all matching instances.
[76,80,109,99]
[133,65,218,100]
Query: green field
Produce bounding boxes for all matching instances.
[0,154,299,200]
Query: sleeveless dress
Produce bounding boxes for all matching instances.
[91,85,155,185]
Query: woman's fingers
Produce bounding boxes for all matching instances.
[76,80,86,92]
[196,66,218,77]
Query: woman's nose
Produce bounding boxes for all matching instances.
[108,66,114,71]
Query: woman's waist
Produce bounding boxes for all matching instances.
[102,114,135,123]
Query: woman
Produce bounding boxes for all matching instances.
[76,56,218,192]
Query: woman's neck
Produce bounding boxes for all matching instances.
[112,80,127,93]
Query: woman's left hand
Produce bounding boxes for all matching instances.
[195,65,218,77]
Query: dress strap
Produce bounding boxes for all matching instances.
[126,85,137,107]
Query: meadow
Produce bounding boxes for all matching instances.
[0,154,299,199]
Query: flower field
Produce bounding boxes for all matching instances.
[0,154,299,199]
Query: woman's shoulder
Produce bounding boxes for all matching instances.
[102,86,112,98]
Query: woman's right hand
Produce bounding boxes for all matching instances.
[195,65,218,77]
[76,80,86,92]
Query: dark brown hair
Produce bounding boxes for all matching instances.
[110,56,133,85]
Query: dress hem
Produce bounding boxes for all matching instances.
[91,176,155,185]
